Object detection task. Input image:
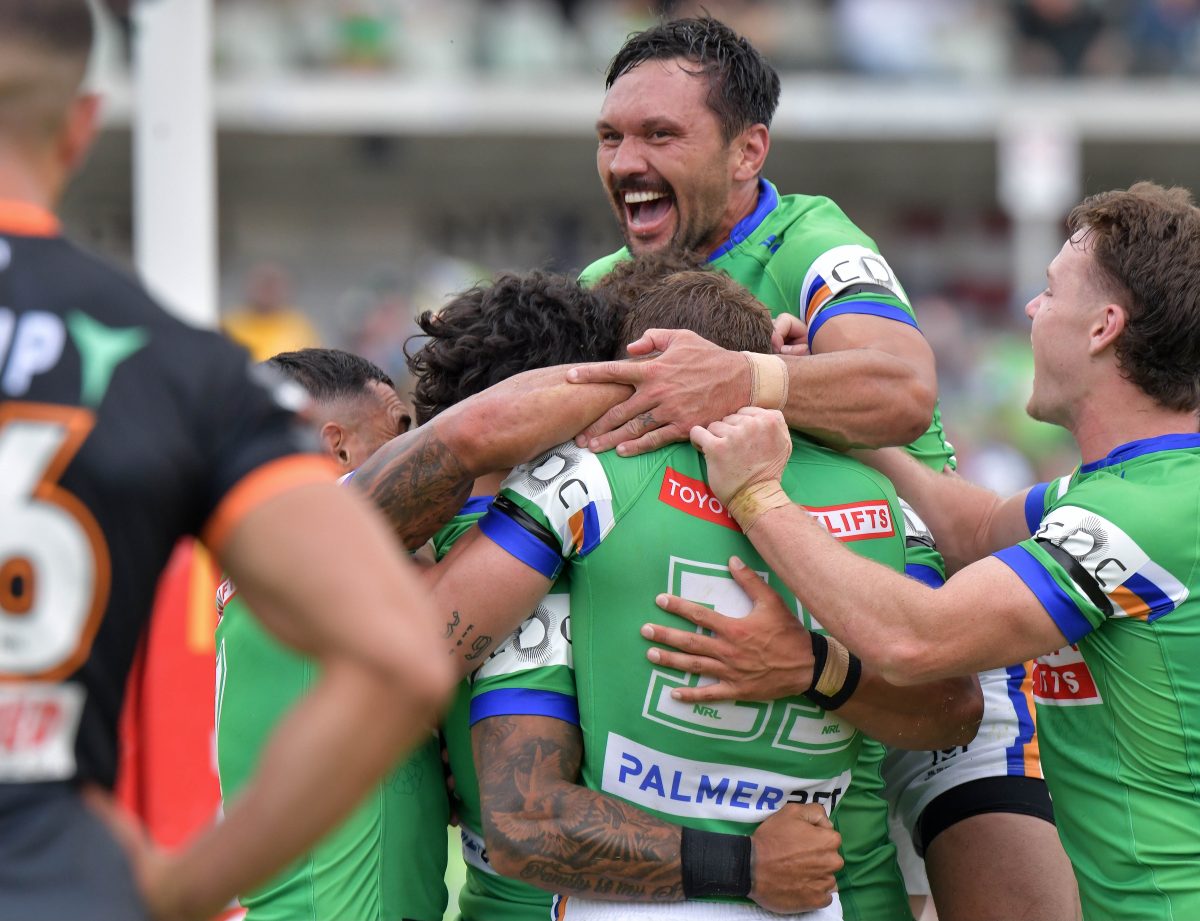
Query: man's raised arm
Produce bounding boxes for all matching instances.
[852,446,1038,573]
[352,366,629,548]
[568,317,935,456]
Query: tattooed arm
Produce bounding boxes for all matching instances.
[472,714,844,912]
[474,715,682,901]
[353,366,630,549]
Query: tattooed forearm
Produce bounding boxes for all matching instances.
[353,425,473,550]
[474,715,684,903]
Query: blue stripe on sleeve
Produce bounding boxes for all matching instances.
[478,508,563,581]
[470,688,580,726]
[807,301,919,348]
[993,545,1094,644]
[459,495,495,516]
[805,273,826,309]
[1024,483,1049,535]
[578,503,602,556]
[905,563,945,589]
[1126,572,1174,621]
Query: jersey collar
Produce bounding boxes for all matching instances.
[1079,432,1200,474]
[0,199,60,237]
[707,178,778,262]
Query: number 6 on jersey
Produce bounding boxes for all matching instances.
[0,404,109,680]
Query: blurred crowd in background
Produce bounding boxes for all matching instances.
[102,0,1200,81]
[94,0,1188,495]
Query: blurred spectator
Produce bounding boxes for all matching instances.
[222,262,322,361]
[207,0,1200,79]
[1011,0,1129,76]
[834,0,1006,79]
[1125,0,1200,75]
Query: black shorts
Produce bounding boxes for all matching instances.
[918,775,1055,855]
[0,782,150,921]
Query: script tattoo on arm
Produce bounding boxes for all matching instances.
[474,715,684,902]
[353,426,474,550]
[444,612,493,664]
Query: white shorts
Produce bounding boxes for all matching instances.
[883,663,1040,849]
[887,807,930,896]
[554,892,842,921]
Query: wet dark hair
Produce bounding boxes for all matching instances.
[1068,181,1200,412]
[407,271,627,424]
[267,348,393,403]
[606,16,780,142]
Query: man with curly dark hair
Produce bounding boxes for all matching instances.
[408,271,627,426]
[405,269,627,921]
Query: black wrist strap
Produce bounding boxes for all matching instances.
[804,643,862,711]
[806,632,829,694]
[680,826,752,899]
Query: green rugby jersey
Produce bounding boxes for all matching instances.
[214,589,448,921]
[473,436,906,906]
[997,433,1200,920]
[433,497,559,921]
[583,179,954,920]
[580,178,954,473]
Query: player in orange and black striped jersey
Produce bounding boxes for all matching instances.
[0,3,453,919]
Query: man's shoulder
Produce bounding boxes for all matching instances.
[597,441,703,499]
[763,191,878,254]
[785,436,897,496]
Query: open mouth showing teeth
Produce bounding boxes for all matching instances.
[623,190,673,229]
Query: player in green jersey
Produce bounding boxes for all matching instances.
[214,348,450,921]
[662,182,1200,921]
[432,269,981,920]
[566,16,1075,921]
[569,17,1073,921]
[409,271,626,921]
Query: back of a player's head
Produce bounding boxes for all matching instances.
[0,0,93,147]
[595,249,708,307]
[1068,181,1200,413]
[268,348,393,405]
[606,17,780,143]
[620,269,773,355]
[408,271,626,425]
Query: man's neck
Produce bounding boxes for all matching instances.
[0,148,58,211]
[1070,388,1198,465]
[701,178,762,256]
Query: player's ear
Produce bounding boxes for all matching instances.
[731,124,769,183]
[59,92,101,175]
[320,421,351,468]
[1089,302,1127,357]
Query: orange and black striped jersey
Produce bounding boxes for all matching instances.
[0,202,332,788]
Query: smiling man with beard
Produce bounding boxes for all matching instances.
[572,17,1077,921]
